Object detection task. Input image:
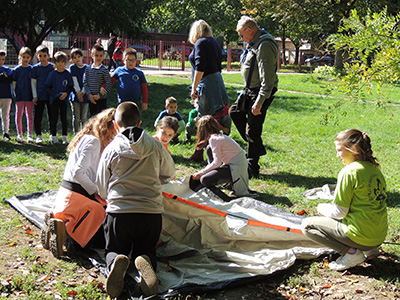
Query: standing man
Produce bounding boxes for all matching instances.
[107,33,117,71]
[229,16,278,178]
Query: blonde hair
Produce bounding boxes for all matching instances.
[54,51,67,63]
[68,108,116,154]
[195,115,221,150]
[19,47,32,57]
[236,16,260,32]
[188,20,213,45]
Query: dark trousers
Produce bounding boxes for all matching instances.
[34,100,51,136]
[89,98,107,117]
[50,99,68,136]
[200,145,232,187]
[229,91,275,173]
[107,52,116,70]
[104,213,162,272]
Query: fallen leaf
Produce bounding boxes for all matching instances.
[67,290,77,296]
[297,210,306,215]
[7,242,16,247]
[380,292,388,296]
[355,289,363,293]
[25,230,34,235]
[37,275,50,282]
[323,285,331,288]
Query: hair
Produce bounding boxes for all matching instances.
[19,47,32,57]
[91,44,104,55]
[236,16,260,32]
[188,20,213,45]
[36,45,49,54]
[335,128,379,167]
[195,115,221,150]
[158,116,179,133]
[0,50,6,57]
[165,96,178,106]
[54,51,67,63]
[123,48,137,60]
[71,48,83,58]
[115,102,141,129]
[68,108,116,154]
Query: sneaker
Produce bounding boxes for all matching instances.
[36,135,43,144]
[106,254,130,299]
[16,134,23,142]
[40,211,53,250]
[51,136,58,144]
[363,247,380,260]
[27,134,34,143]
[3,133,10,141]
[329,249,366,271]
[135,255,158,296]
[62,136,68,145]
[49,218,68,258]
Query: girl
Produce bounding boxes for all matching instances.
[302,129,387,271]
[153,116,179,153]
[192,115,250,197]
[41,108,116,258]
[12,47,33,142]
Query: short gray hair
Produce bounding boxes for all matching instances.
[237,16,259,32]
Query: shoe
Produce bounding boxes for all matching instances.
[135,255,158,297]
[3,133,10,141]
[228,191,238,198]
[40,211,53,250]
[49,218,68,258]
[36,135,43,144]
[363,247,380,260]
[248,168,260,179]
[51,136,58,144]
[17,134,23,142]
[62,136,68,145]
[184,149,204,162]
[27,134,34,143]
[329,249,366,271]
[106,254,130,299]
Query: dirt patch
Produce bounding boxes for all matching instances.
[0,165,46,175]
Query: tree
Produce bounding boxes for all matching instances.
[0,0,156,56]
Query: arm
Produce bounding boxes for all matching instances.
[103,68,112,93]
[31,78,38,104]
[12,81,16,97]
[96,151,112,200]
[194,138,222,178]
[191,70,204,100]
[158,144,175,184]
[141,82,148,111]
[177,119,185,135]
[317,203,349,219]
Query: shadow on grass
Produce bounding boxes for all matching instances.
[260,171,337,190]
[0,140,68,160]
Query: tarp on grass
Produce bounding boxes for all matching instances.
[6,177,329,297]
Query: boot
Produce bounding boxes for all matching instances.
[184,149,204,162]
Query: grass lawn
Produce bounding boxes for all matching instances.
[0,72,399,298]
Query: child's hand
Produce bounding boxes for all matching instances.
[32,98,38,105]
[77,92,84,102]
[194,117,199,123]
[93,95,101,101]
[192,173,201,180]
[100,87,107,95]
[89,94,96,104]
[59,92,67,100]
[141,102,148,111]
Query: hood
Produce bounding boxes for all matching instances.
[116,127,159,160]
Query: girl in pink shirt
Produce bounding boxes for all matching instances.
[192,115,250,197]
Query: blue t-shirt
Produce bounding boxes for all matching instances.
[69,63,89,103]
[112,66,146,102]
[45,69,74,104]
[30,62,54,101]
[0,66,13,98]
[156,110,183,122]
[13,65,33,101]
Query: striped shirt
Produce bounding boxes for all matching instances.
[83,63,112,99]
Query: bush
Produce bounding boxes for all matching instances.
[313,65,343,80]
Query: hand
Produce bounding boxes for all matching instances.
[89,94,96,104]
[141,102,148,111]
[192,173,201,180]
[190,89,198,100]
[251,103,262,116]
[100,87,107,95]
[93,95,101,101]
[77,92,84,102]
[32,98,38,105]
[59,92,67,100]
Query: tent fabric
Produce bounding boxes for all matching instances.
[6,177,330,297]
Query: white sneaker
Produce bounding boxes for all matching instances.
[363,247,380,260]
[106,254,130,299]
[62,136,68,145]
[329,249,366,271]
[17,134,23,142]
[51,136,58,144]
[27,134,34,143]
[36,135,43,144]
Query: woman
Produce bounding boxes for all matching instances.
[185,20,229,161]
[302,129,387,271]
[41,108,117,258]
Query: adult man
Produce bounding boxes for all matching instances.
[107,33,117,71]
[229,16,278,178]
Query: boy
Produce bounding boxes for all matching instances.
[154,96,185,143]
[185,99,199,142]
[153,116,179,153]
[30,45,54,143]
[0,50,13,141]
[13,47,33,142]
[83,45,112,116]
[45,51,74,144]
[69,48,89,134]
[111,48,148,110]
[96,102,175,299]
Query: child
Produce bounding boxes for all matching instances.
[96,102,175,298]
[30,45,54,143]
[192,115,250,197]
[302,129,387,271]
[41,108,116,258]
[12,47,33,142]
[0,50,13,141]
[83,44,112,116]
[111,48,148,110]
[185,99,199,142]
[154,96,185,143]
[69,48,89,134]
[45,51,74,144]
[153,116,179,153]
